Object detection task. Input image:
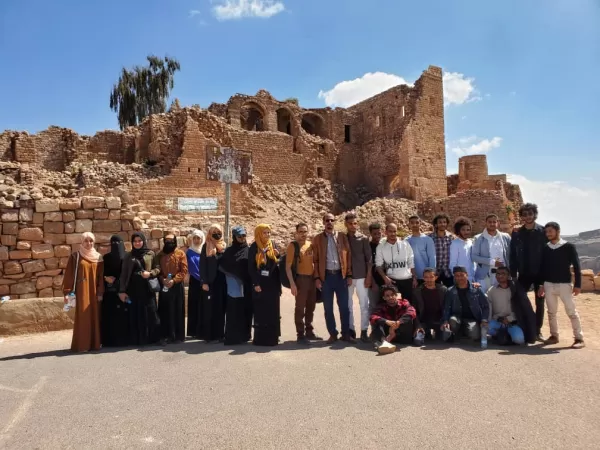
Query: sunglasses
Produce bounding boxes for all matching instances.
[324,219,335,223]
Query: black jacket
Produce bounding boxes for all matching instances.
[508,281,537,344]
[510,224,547,280]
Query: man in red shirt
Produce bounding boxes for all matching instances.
[370,285,417,348]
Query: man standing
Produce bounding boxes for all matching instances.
[368,223,384,312]
[156,231,189,344]
[510,203,547,341]
[487,266,537,345]
[313,213,354,344]
[345,213,373,343]
[406,215,436,285]
[412,268,447,339]
[376,223,416,304]
[286,223,322,345]
[538,222,585,348]
[428,214,455,287]
[472,214,511,292]
[441,266,489,342]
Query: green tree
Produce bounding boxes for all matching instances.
[109,55,181,130]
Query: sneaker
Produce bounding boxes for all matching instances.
[297,336,310,345]
[536,333,545,342]
[326,334,338,344]
[360,330,370,343]
[306,332,323,341]
[341,334,357,344]
[572,339,585,349]
[543,335,559,345]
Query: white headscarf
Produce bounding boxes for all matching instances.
[187,229,206,255]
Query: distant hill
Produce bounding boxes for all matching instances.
[565,229,600,274]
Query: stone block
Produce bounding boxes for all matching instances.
[124,242,132,252]
[36,276,54,290]
[3,223,18,235]
[71,243,81,253]
[0,284,9,296]
[36,198,60,212]
[59,198,81,210]
[138,211,152,220]
[98,245,110,255]
[44,258,59,270]
[66,234,81,244]
[54,245,72,258]
[59,257,69,269]
[93,220,121,233]
[62,211,76,222]
[75,209,94,219]
[93,233,112,244]
[82,196,105,209]
[38,288,55,298]
[149,239,160,250]
[64,222,75,234]
[18,227,44,241]
[19,208,34,222]
[10,281,36,295]
[22,260,46,273]
[44,211,63,222]
[75,219,93,233]
[105,197,122,209]
[133,218,143,230]
[44,221,64,234]
[53,289,63,297]
[4,261,22,275]
[121,220,132,231]
[130,204,144,212]
[6,273,26,280]
[17,241,32,250]
[1,235,17,246]
[32,212,44,225]
[93,208,109,220]
[151,229,164,239]
[32,244,54,259]
[1,209,19,222]
[53,275,64,289]
[0,278,17,285]
[43,233,66,245]
[108,210,121,220]
[121,211,136,220]
[10,250,31,259]
[37,269,62,276]
[0,246,9,261]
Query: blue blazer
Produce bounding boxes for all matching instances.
[472,232,511,280]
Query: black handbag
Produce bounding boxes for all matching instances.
[147,277,161,293]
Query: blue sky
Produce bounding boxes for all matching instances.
[1,0,599,234]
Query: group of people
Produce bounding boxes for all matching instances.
[63,202,585,353]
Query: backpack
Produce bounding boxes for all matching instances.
[279,241,300,288]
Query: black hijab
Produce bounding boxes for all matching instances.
[220,237,250,282]
[104,235,125,277]
[131,232,149,259]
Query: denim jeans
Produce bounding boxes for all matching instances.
[321,272,350,336]
[488,320,525,345]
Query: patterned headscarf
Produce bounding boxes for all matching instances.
[254,223,277,267]
[205,224,226,257]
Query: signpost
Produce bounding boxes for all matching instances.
[206,146,253,243]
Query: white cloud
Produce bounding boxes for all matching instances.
[508,174,600,235]
[449,135,503,157]
[317,72,410,108]
[212,0,285,20]
[509,91,517,97]
[443,72,481,106]
[189,9,201,17]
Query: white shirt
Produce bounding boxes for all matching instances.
[483,229,505,265]
[449,238,475,281]
[375,239,414,280]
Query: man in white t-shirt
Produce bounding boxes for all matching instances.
[375,223,416,304]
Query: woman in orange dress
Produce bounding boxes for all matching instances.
[62,232,104,352]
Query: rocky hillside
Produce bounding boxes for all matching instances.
[566,229,600,274]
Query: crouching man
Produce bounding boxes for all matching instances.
[370,285,417,350]
[487,266,536,345]
[441,266,489,342]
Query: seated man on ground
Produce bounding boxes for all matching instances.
[370,285,417,349]
[412,267,447,340]
[488,266,536,345]
[441,266,489,342]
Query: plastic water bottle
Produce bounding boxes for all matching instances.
[0,296,10,304]
[162,274,172,293]
[125,296,132,304]
[64,292,76,312]
[414,330,425,346]
[481,323,488,349]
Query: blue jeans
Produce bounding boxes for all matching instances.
[321,272,350,336]
[488,320,525,345]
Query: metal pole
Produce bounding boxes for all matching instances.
[225,182,231,245]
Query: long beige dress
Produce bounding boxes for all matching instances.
[62,252,104,352]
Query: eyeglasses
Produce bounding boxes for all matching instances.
[324,219,335,223]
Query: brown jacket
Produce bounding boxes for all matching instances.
[154,248,189,284]
[312,231,352,281]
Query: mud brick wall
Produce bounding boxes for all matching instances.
[0,196,183,300]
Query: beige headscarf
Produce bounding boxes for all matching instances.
[79,232,101,263]
[205,224,226,257]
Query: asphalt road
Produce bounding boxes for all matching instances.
[1,293,600,450]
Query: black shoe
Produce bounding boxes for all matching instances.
[306,332,323,341]
[297,336,310,345]
[349,329,357,339]
[360,330,370,343]
[159,339,168,346]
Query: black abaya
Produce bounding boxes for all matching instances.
[187,276,202,338]
[200,270,226,342]
[101,236,129,347]
[127,269,160,345]
[158,283,185,342]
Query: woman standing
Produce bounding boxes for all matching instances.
[248,224,281,347]
[186,229,205,339]
[62,232,104,352]
[220,225,252,345]
[199,224,227,343]
[101,235,128,347]
[119,232,162,346]
[449,217,476,282]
